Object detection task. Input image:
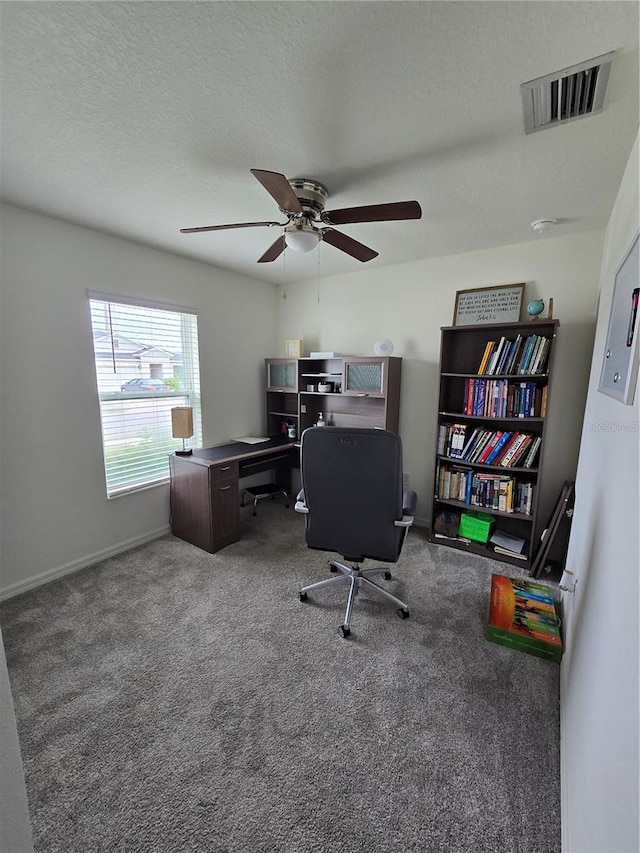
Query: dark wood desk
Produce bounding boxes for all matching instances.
[169,436,298,553]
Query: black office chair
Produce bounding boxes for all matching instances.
[295,427,417,637]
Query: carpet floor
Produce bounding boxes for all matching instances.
[1,502,560,853]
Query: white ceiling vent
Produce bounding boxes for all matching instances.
[521,51,615,134]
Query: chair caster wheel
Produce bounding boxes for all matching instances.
[384,572,393,581]
[397,608,410,620]
[339,625,351,638]
[299,592,308,602]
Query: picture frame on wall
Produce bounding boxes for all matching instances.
[598,231,640,406]
[285,339,303,358]
[453,283,525,326]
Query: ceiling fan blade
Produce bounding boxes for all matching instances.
[322,200,422,225]
[322,229,378,262]
[250,169,303,214]
[180,220,282,234]
[257,235,286,263]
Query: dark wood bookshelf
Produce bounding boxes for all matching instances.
[429,319,559,571]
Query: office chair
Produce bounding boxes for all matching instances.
[295,427,417,637]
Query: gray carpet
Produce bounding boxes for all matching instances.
[1,503,560,853]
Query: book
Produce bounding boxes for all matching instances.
[490,529,526,552]
[469,430,494,462]
[494,545,530,561]
[491,432,520,465]
[495,337,514,375]
[478,431,503,464]
[484,431,512,465]
[518,335,537,374]
[450,423,467,458]
[526,336,544,376]
[486,337,506,375]
[499,433,528,466]
[486,574,562,662]
[529,336,544,374]
[507,434,533,468]
[522,436,542,468]
[478,341,495,375]
[503,334,522,375]
[532,337,550,374]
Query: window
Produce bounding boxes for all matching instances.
[88,292,202,497]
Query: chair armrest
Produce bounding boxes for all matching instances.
[295,488,308,514]
[402,490,417,515]
[395,489,417,528]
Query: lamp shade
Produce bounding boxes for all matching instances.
[284,229,321,253]
[171,406,194,439]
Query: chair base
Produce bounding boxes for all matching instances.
[241,484,289,516]
[299,560,409,636]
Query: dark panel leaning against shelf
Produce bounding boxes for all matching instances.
[429,320,559,571]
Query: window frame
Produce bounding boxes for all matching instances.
[88,291,202,498]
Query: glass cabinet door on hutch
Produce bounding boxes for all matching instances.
[342,358,387,397]
[266,358,298,392]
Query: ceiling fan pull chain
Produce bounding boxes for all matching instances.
[282,247,287,300]
[317,245,321,304]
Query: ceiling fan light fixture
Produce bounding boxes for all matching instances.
[284,227,321,253]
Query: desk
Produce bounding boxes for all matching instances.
[169,436,298,553]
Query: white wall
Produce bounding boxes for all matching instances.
[0,204,278,596]
[0,628,34,853]
[560,134,639,853]
[277,232,603,530]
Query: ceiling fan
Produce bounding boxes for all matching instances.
[180,169,422,263]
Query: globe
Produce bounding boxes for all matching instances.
[527,299,545,317]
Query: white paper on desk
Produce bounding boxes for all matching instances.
[231,436,270,444]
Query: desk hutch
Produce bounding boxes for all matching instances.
[266,354,402,436]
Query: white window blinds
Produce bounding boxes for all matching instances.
[88,293,202,497]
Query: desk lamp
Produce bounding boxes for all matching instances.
[171,406,194,455]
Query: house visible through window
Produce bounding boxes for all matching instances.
[88,292,202,497]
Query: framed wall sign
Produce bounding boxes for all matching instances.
[598,231,639,405]
[285,339,303,358]
[453,283,525,326]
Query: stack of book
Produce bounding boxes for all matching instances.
[477,334,551,377]
[462,378,548,418]
[486,574,562,662]
[436,462,535,514]
[489,529,529,560]
[438,423,542,469]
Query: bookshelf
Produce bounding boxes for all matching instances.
[428,319,559,570]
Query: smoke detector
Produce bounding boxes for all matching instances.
[531,219,556,235]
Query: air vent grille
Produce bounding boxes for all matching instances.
[521,51,615,134]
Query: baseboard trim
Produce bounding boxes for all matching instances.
[0,526,171,601]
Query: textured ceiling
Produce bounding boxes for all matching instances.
[1,1,638,285]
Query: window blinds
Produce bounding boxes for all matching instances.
[88,294,202,497]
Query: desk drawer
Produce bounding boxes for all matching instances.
[212,461,238,483]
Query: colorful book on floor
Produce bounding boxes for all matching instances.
[486,574,562,662]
